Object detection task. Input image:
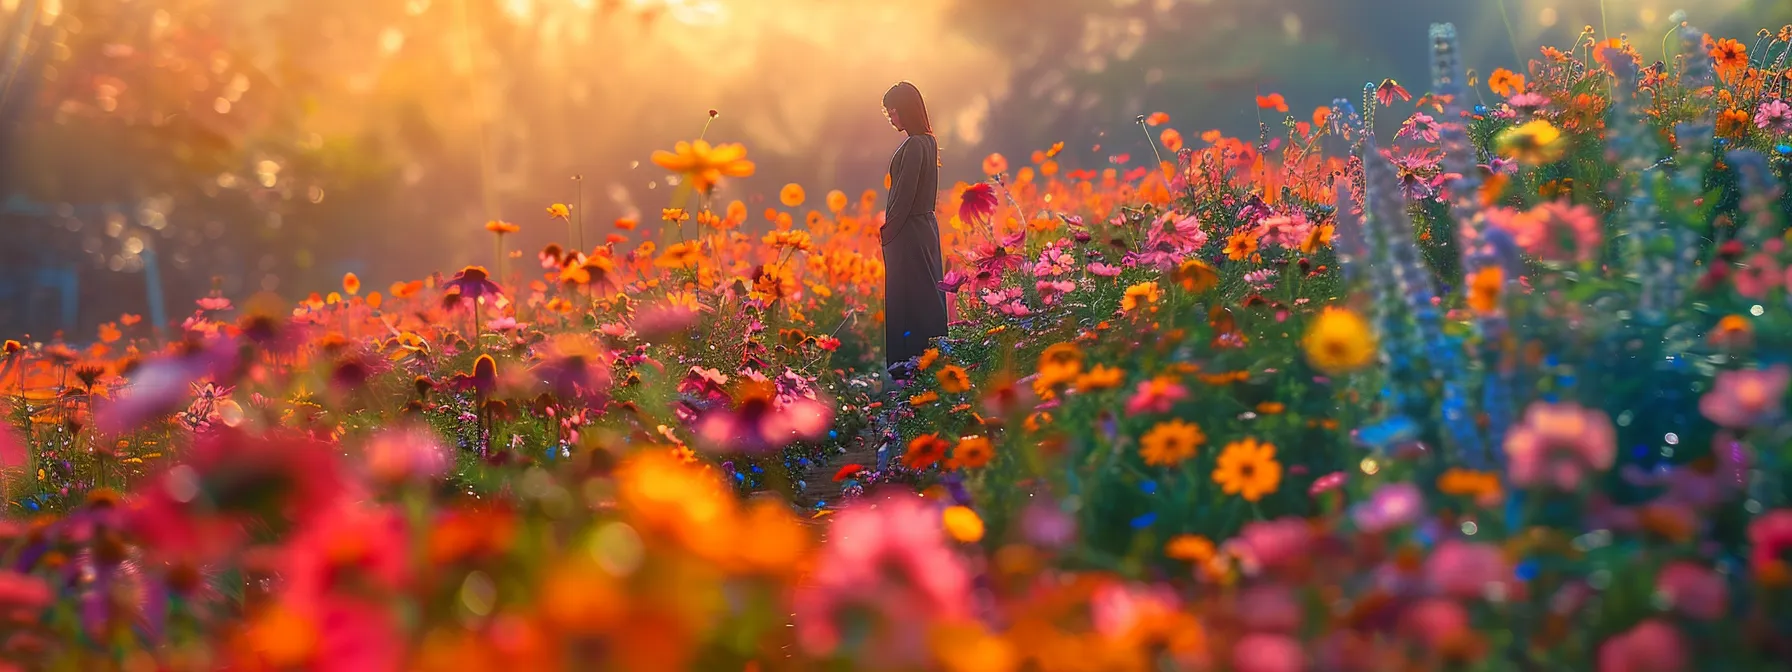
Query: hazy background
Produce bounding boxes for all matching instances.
[1,0,1787,338]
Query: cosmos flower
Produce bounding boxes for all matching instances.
[1700,364,1790,428]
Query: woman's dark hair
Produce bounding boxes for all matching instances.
[883,81,932,136]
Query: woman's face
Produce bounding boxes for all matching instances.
[883,106,902,131]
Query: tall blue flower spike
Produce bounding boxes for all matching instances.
[1431,23,1511,459]
[1728,151,1783,248]
[1605,50,1669,323]
[1361,118,1484,467]
[1658,25,1720,311]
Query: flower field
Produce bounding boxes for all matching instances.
[7,18,1792,671]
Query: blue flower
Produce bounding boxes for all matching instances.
[1130,512,1157,528]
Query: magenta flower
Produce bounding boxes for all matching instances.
[442,265,503,307]
[792,493,971,661]
[1597,619,1688,672]
[1755,99,1792,134]
[1699,364,1790,428]
[1232,633,1305,672]
[1227,517,1313,575]
[1502,401,1617,490]
[1655,561,1728,620]
[958,182,999,224]
[1123,377,1189,415]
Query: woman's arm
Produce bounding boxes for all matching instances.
[882,138,923,241]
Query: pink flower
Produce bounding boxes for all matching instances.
[362,425,450,485]
[1090,581,1181,639]
[1487,202,1601,262]
[1506,93,1551,114]
[1232,633,1305,672]
[1229,517,1313,575]
[1597,619,1687,672]
[279,502,411,596]
[792,493,971,661]
[1236,584,1302,633]
[1732,252,1782,298]
[1398,113,1440,143]
[1754,99,1792,134]
[1700,364,1790,428]
[1123,377,1189,415]
[1088,262,1123,277]
[1146,210,1209,252]
[1308,471,1347,496]
[1502,401,1617,490]
[0,571,51,613]
[1425,540,1510,600]
[196,295,233,312]
[1655,561,1727,620]
[1252,213,1314,250]
[1747,509,1792,576]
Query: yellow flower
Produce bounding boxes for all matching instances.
[1074,364,1125,391]
[1120,281,1162,314]
[942,506,985,543]
[1139,419,1206,466]
[546,203,571,220]
[937,365,972,394]
[1212,437,1282,502]
[1176,259,1218,294]
[661,208,690,223]
[1496,119,1566,164]
[651,140,756,193]
[779,183,806,207]
[1303,306,1377,375]
[1165,534,1216,563]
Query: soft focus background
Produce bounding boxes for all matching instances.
[0,0,1785,338]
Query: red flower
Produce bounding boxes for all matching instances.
[832,464,866,482]
[958,183,999,224]
[1376,79,1411,107]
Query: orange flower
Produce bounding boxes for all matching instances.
[951,435,994,469]
[1145,112,1170,126]
[904,434,950,469]
[1255,93,1289,112]
[1709,37,1747,77]
[662,208,690,223]
[937,365,972,394]
[97,322,121,344]
[1160,129,1184,152]
[779,183,806,207]
[614,217,638,230]
[1120,281,1161,314]
[982,153,1009,176]
[826,190,848,213]
[342,273,361,296]
[1487,68,1525,97]
[909,391,940,407]
[1074,364,1125,391]
[1717,108,1752,139]
[1176,259,1219,293]
[1224,231,1259,261]
[1468,267,1504,314]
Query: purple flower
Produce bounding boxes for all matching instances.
[1351,483,1424,533]
[442,266,502,307]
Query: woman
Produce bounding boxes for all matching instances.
[879,81,949,381]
